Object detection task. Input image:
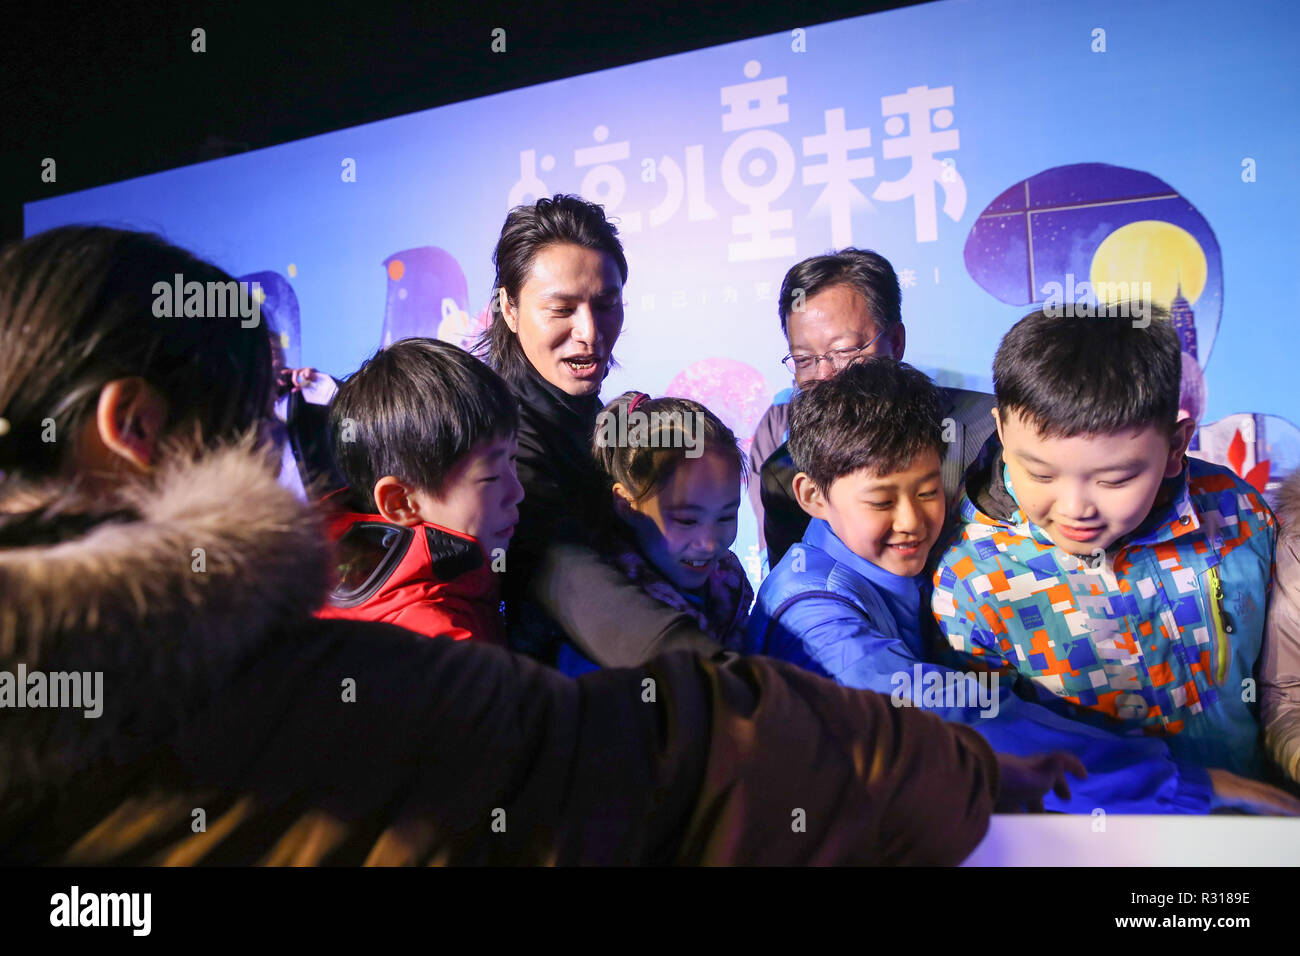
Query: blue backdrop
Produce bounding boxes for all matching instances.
[26,0,1300,582]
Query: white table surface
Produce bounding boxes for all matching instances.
[962,814,1300,866]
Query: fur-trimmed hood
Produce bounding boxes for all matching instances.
[0,442,331,706]
[1276,469,1300,541]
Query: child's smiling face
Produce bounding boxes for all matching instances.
[994,407,1194,557]
[796,449,945,577]
[614,448,741,593]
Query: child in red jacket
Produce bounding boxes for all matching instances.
[316,338,524,644]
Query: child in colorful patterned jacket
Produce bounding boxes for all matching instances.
[934,307,1284,787]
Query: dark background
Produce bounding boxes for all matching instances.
[1,0,928,245]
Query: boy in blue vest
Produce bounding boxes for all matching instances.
[744,356,1300,814]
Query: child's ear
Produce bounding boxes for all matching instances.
[1165,417,1197,478]
[95,377,168,472]
[792,472,828,520]
[991,407,1009,465]
[610,482,638,522]
[374,476,424,527]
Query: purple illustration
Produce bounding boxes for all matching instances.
[239,270,301,368]
[381,247,472,349]
[963,163,1223,366]
[1179,352,1208,452]
[965,163,1296,494]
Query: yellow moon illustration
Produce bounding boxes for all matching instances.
[1090,220,1207,309]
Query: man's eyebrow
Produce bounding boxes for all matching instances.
[790,333,865,353]
[538,287,621,300]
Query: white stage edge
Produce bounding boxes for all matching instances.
[963,815,1300,866]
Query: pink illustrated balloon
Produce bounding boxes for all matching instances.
[665,358,769,453]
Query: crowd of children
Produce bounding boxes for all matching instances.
[0,222,1086,865]
[3,196,1300,866]
[303,198,1300,815]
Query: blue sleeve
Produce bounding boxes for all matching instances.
[767,595,1213,815]
[556,641,602,677]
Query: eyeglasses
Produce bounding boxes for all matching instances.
[782,327,888,376]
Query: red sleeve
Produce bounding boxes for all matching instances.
[389,600,477,642]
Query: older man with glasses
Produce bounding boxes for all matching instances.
[750,248,996,569]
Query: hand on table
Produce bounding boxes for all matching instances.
[994,751,1088,812]
[1208,768,1300,815]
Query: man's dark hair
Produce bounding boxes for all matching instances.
[330,338,519,510]
[473,194,629,382]
[778,248,902,337]
[789,357,945,490]
[993,307,1180,438]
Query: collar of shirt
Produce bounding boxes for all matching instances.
[803,518,924,633]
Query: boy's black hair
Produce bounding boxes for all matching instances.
[330,338,518,510]
[778,247,901,337]
[993,307,1180,438]
[789,357,945,490]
